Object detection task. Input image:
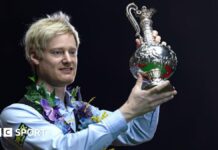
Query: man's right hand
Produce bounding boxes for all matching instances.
[119,73,177,122]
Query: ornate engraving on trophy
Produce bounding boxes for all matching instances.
[126,3,178,89]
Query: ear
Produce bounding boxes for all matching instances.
[30,52,40,65]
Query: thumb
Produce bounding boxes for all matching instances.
[135,38,142,48]
[135,73,143,89]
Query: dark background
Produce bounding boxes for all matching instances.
[0,0,218,149]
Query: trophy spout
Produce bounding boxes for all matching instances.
[126,3,143,40]
[126,3,156,45]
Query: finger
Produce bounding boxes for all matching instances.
[135,73,143,89]
[161,41,167,46]
[151,94,174,107]
[154,36,161,44]
[146,90,177,105]
[135,38,141,48]
[152,30,158,37]
[154,90,177,100]
[148,80,171,94]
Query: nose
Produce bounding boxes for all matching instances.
[62,51,72,63]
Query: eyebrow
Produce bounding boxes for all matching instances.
[48,47,77,51]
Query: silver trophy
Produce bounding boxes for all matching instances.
[126,3,178,89]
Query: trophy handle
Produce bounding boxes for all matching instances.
[126,3,143,42]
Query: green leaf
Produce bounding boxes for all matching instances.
[24,79,58,110]
[28,76,36,83]
[48,90,56,107]
[71,86,79,98]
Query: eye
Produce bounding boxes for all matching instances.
[69,49,78,56]
[50,49,64,56]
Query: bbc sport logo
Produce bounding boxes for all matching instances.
[0,128,47,137]
[0,128,13,137]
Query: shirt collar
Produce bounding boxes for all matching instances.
[54,90,73,106]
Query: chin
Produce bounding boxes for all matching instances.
[55,81,73,87]
[55,74,76,86]
[62,78,75,85]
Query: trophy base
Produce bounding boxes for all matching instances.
[142,81,158,90]
[142,80,174,92]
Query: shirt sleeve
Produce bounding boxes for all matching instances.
[0,104,128,150]
[113,106,160,146]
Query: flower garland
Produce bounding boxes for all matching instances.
[24,76,108,132]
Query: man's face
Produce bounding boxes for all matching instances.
[34,33,78,87]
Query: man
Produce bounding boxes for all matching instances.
[0,12,177,150]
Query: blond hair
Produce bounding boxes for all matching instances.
[24,11,80,64]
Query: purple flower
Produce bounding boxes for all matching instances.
[40,99,59,122]
[73,101,93,118]
[54,119,73,134]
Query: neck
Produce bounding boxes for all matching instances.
[37,80,66,101]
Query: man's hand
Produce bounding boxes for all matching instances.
[136,30,162,48]
[119,73,177,122]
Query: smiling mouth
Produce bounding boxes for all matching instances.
[59,67,73,73]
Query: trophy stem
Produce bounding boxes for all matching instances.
[142,80,173,92]
[141,19,155,46]
[141,68,162,89]
[142,82,156,90]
